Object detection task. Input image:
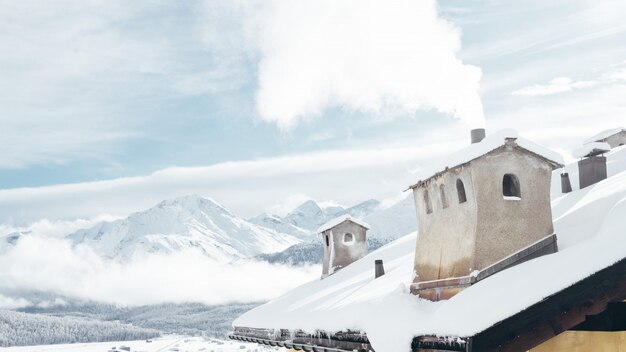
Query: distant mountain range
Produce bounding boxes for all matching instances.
[250,196,416,239]
[2,193,417,264]
[65,195,301,262]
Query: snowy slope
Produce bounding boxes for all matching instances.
[3,336,267,352]
[67,195,300,261]
[234,145,626,352]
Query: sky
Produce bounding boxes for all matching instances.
[2,0,626,227]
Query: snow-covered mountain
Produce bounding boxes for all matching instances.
[0,231,26,254]
[266,199,382,233]
[363,195,417,239]
[66,195,300,261]
[247,213,312,241]
[280,200,343,231]
[249,197,414,241]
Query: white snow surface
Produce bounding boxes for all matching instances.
[583,127,625,144]
[572,142,611,158]
[410,129,564,185]
[66,195,300,261]
[235,147,626,352]
[317,214,371,233]
[2,336,271,352]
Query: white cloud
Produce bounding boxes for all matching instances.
[0,294,31,310]
[0,215,121,239]
[0,1,243,169]
[496,84,626,148]
[0,139,465,225]
[602,68,626,81]
[0,236,318,306]
[511,64,626,97]
[511,77,598,97]
[240,0,485,128]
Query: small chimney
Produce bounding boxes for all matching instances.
[578,156,607,189]
[471,128,486,144]
[374,259,385,279]
[561,173,572,193]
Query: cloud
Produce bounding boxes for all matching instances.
[0,236,318,306]
[511,77,598,96]
[0,215,120,239]
[510,63,626,97]
[241,0,485,128]
[0,1,246,169]
[495,83,626,151]
[0,294,31,310]
[0,139,464,225]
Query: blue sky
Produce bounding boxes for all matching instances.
[1,0,626,225]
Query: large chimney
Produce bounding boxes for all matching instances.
[471,128,486,144]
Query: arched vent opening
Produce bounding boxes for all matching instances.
[503,174,521,199]
[343,233,354,244]
[423,189,433,214]
[439,184,448,209]
[456,179,467,203]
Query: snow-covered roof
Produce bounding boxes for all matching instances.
[317,214,370,233]
[583,127,625,144]
[572,142,611,158]
[234,147,626,352]
[409,129,564,188]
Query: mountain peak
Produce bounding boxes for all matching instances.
[291,200,322,214]
[154,194,232,216]
[67,194,300,261]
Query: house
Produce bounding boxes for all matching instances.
[407,129,563,300]
[584,127,626,149]
[317,214,370,278]
[230,129,626,352]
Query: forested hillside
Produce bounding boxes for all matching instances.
[0,309,159,347]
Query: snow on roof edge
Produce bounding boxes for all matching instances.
[408,129,564,189]
[317,214,370,233]
[583,127,625,145]
[572,142,611,159]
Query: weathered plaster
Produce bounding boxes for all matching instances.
[472,145,555,270]
[413,166,477,281]
[321,220,368,277]
[412,140,558,284]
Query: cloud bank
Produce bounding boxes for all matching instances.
[246,0,485,128]
[0,236,318,306]
[0,140,463,225]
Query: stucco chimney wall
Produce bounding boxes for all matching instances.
[471,128,486,144]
